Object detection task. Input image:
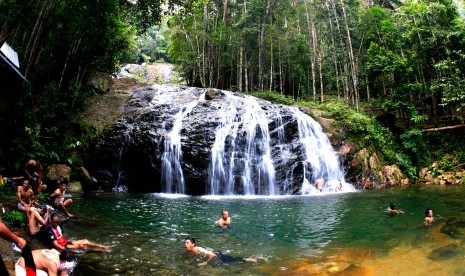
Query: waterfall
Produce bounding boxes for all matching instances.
[106,85,351,195]
[292,108,349,195]
[160,89,205,194]
[207,91,347,195]
[113,125,133,193]
[209,93,277,195]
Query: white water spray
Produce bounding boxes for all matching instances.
[160,89,204,194]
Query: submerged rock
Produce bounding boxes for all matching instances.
[428,244,463,261]
[440,217,465,239]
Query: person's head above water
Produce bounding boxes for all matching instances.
[221,210,229,219]
[184,236,197,252]
[425,208,433,217]
[390,203,396,210]
[185,236,196,244]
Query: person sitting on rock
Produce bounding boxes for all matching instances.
[315,178,324,192]
[28,204,52,241]
[17,179,36,220]
[49,178,74,218]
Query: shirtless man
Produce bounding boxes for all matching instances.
[28,205,51,239]
[424,208,434,227]
[15,249,76,276]
[24,159,43,194]
[17,179,36,220]
[184,236,256,266]
[49,179,73,218]
[47,213,109,252]
[217,210,231,229]
[315,178,324,192]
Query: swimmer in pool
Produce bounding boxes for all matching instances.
[217,210,231,229]
[184,236,256,266]
[424,208,434,227]
[386,203,405,215]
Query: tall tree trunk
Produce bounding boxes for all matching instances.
[269,30,274,91]
[244,52,249,92]
[340,0,359,110]
[238,46,243,91]
[258,0,271,91]
[24,0,57,78]
[324,1,341,99]
[258,20,264,90]
[58,37,81,91]
[366,75,370,102]
[304,1,316,102]
[278,41,283,94]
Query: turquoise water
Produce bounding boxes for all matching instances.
[40,187,465,275]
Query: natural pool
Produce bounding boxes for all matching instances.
[34,187,465,275]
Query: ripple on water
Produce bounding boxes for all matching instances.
[69,189,465,275]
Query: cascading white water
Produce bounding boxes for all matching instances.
[113,125,133,193]
[292,108,350,195]
[207,91,349,195]
[160,90,204,194]
[150,86,350,195]
[209,92,277,195]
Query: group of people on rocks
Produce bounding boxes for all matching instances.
[0,159,109,276]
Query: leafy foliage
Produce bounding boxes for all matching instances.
[1,210,26,227]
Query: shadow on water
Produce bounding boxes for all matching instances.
[62,187,465,275]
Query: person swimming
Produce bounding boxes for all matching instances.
[387,203,405,215]
[217,210,231,229]
[184,236,256,266]
[424,208,434,227]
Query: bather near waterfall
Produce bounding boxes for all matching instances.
[93,85,353,196]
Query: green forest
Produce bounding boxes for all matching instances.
[1,0,465,181]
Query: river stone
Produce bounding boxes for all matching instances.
[428,244,463,261]
[440,217,465,239]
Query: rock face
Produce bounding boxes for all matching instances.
[338,144,409,189]
[418,162,465,186]
[88,85,346,195]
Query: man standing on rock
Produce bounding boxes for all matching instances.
[24,159,43,195]
[49,179,74,219]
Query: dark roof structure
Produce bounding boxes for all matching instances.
[0,43,27,115]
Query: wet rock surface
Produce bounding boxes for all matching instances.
[88,85,343,195]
